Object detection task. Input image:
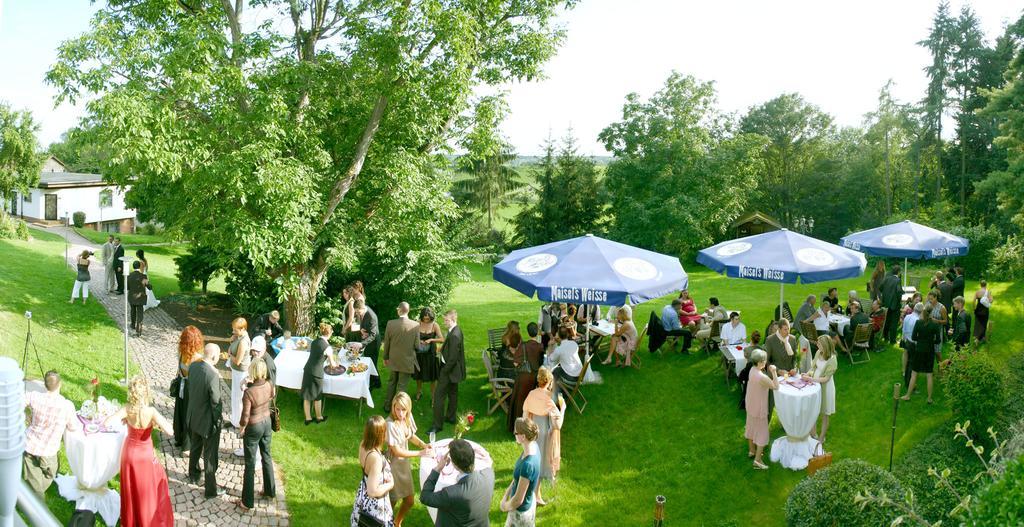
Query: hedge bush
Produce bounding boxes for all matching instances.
[786,459,904,527]
[947,223,1002,278]
[969,457,1024,526]
[988,235,1024,281]
[945,350,1007,439]
[72,211,85,228]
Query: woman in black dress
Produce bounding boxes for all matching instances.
[302,322,338,425]
[413,308,443,402]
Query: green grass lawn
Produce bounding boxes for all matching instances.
[73,227,177,245]
[4,228,1020,526]
[0,229,138,521]
[273,262,1022,526]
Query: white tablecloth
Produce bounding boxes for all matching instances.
[56,423,127,526]
[274,351,377,408]
[720,343,749,376]
[828,314,851,337]
[418,439,493,522]
[769,380,821,470]
[588,320,616,337]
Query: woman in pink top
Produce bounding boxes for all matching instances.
[744,348,779,470]
[678,290,702,327]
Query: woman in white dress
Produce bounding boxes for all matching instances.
[803,334,837,444]
[136,249,160,310]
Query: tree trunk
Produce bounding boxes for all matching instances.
[960,129,966,218]
[283,265,326,335]
[884,128,892,217]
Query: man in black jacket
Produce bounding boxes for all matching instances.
[952,266,966,299]
[420,438,494,527]
[112,237,125,294]
[188,343,226,498]
[429,309,464,434]
[879,265,903,344]
[353,299,381,390]
[251,310,284,343]
[126,261,149,336]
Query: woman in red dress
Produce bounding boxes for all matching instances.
[678,290,703,327]
[105,376,175,526]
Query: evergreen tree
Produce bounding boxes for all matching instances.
[946,5,987,217]
[918,1,955,202]
[454,95,521,231]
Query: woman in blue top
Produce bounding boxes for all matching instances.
[501,418,541,526]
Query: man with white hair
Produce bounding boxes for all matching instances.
[382,301,420,413]
[795,295,817,329]
[23,370,79,495]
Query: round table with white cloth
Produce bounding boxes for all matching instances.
[769,380,822,470]
[828,313,851,337]
[55,422,128,526]
[418,438,493,522]
[274,350,378,408]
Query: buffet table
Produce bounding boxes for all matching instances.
[418,439,493,522]
[769,378,822,470]
[274,348,378,411]
[55,421,127,526]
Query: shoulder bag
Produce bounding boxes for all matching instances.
[270,390,281,432]
[354,450,387,527]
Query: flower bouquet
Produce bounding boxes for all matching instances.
[452,411,475,440]
[77,396,122,433]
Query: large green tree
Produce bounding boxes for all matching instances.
[48,0,575,332]
[453,95,521,231]
[980,13,1024,232]
[47,123,110,174]
[946,5,987,217]
[0,103,44,219]
[739,92,834,228]
[600,73,765,256]
[863,81,917,218]
[918,1,955,202]
[514,130,605,247]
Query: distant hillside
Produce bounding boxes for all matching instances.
[445,154,612,167]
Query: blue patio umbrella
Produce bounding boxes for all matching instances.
[696,229,867,318]
[839,220,969,287]
[493,234,688,307]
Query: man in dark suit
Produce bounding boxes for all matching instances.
[430,309,465,434]
[420,438,494,527]
[952,266,965,299]
[879,265,903,343]
[126,261,149,336]
[112,237,125,294]
[188,343,226,498]
[251,310,284,343]
[353,299,381,390]
[382,302,420,413]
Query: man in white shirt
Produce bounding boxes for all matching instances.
[545,326,582,386]
[719,312,747,347]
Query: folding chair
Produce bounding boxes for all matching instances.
[702,320,722,357]
[481,349,514,415]
[847,323,873,364]
[486,328,504,352]
[557,355,592,414]
[800,321,819,342]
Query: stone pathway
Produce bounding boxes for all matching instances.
[39,226,290,527]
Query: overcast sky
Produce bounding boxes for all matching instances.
[1,0,1021,155]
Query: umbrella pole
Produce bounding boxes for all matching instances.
[903,257,908,289]
[779,283,784,323]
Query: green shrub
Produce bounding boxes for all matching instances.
[989,235,1024,281]
[15,220,28,240]
[946,223,1002,278]
[224,255,279,319]
[893,420,986,523]
[786,459,904,527]
[141,222,158,236]
[969,457,1024,526]
[174,248,221,293]
[0,214,18,239]
[72,211,85,228]
[946,350,1007,439]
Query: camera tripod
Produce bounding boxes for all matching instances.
[21,314,45,379]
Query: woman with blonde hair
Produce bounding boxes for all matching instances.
[238,358,276,511]
[351,415,394,527]
[501,418,541,526]
[69,249,92,304]
[173,325,204,449]
[385,392,432,526]
[522,367,564,506]
[105,376,174,526]
[602,308,638,368]
[744,349,779,470]
[803,334,838,444]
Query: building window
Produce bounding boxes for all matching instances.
[23,192,31,203]
[99,189,113,208]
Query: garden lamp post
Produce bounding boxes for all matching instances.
[63,210,69,264]
[120,256,133,385]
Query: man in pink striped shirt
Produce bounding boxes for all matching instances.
[23,370,79,495]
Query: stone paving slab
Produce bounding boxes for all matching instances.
[42,226,290,527]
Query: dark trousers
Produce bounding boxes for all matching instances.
[130,304,144,331]
[665,328,693,351]
[173,387,189,449]
[115,270,124,293]
[189,425,221,497]
[242,420,275,508]
[902,340,915,385]
[432,375,459,429]
[884,308,900,343]
[383,371,412,414]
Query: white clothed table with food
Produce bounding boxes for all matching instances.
[55,397,127,526]
[273,338,378,407]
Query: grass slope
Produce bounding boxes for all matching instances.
[274,262,1021,526]
[73,227,176,246]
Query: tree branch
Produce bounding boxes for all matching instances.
[319,93,389,227]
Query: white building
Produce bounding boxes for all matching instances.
[5,157,136,233]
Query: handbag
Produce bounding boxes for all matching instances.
[354,450,387,527]
[806,441,832,475]
[169,375,182,399]
[416,339,431,353]
[515,343,533,375]
[270,397,281,432]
